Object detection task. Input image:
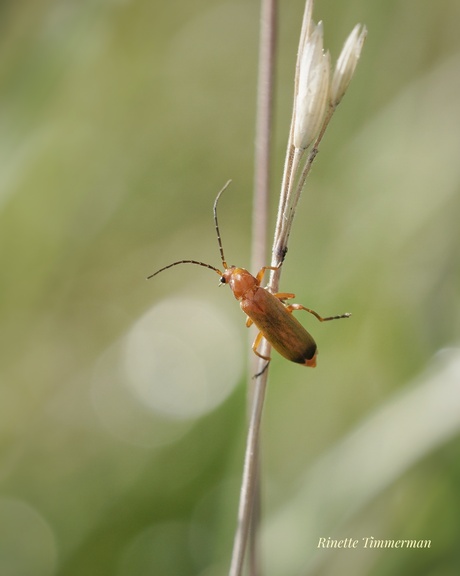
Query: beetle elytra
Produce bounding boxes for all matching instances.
[148,181,350,369]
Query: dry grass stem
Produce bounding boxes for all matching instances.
[229,2,366,574]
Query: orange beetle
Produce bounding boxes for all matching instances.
[148,182,350,369]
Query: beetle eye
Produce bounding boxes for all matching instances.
[219,276,226,285]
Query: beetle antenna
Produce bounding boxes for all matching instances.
[213,180,232,270]
[147,260,223,280]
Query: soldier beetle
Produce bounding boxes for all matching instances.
[148,181,350,370]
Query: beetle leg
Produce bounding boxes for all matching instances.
[255,263,282,285]
[273,292,295,302]
[252,331,271,361]
[253,361,270,378]
[286,303,351,322]
[252,331,271,377]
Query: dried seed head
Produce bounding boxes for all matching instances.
[293,22,331,150]
[330,24,367,107]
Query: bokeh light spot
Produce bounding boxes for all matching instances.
[123,297,243,419]
[92,297,243,446]
[0,498,57,576]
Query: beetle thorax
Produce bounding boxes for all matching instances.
[223,267,258,300]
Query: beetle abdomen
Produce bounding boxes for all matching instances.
[241,287,317,366]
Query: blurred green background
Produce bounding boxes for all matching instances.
[1,0,460,575]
